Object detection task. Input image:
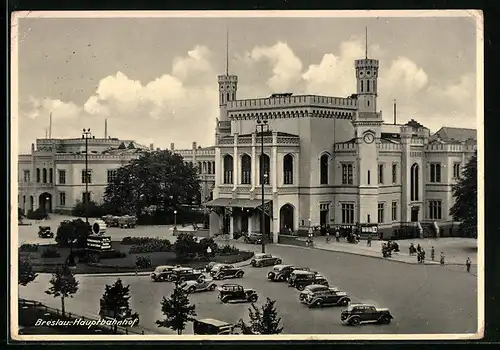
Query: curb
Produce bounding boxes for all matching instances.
[276,244,470,266]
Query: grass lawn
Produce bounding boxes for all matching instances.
[20,241,253,274]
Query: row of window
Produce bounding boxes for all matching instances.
[223,154,278,185]
[21,192,91,207]
[25,169,118,185]
[196,161,216,175]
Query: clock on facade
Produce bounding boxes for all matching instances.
[363,133,375,144]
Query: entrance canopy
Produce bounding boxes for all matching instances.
[204,198,271,209]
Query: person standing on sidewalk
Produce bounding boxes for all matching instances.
[431,246,435,261]
[325,230,331,243]
[335,230,340,242]
[440,252,445,265]
[466,257,472,272]
[367,233,372,247]
[421,249,426,264]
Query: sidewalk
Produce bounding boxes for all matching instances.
[290,237,478,266]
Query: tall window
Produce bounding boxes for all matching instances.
[42,168,47,183]
[81,169,92,184]
[36,168,40,183]
[342,163,353,185]
[107,170,117,183]
[367,80,370,92]
[341,203,354,224]
[378,202,385,223]
[198,162,202,174]
[241,154,251,184]
[429,200,442,220]
[392,163,397,184]
[378,164,384,184]
[223,155,233,184]
[59,192,66,206]
[82,192,91,203]
[320,154,329,185]
[430,163,442,183]
[361,80,364,92]
[49,169,53,183]
[208,162,212,174]
[58,170,66,184]
[283,154,294,185]
[23,170,30,183]
[453,163,461,179]
[260,154,270,185]
[410,163,419,201]
[367,170,371,185]
[391,201,397,221]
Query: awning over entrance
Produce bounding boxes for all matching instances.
[204,198,271,209]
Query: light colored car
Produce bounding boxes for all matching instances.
[250,253,282,267]
[180,278,218,293]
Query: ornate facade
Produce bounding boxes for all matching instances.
[203,53,477,243]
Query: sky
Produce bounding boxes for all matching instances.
[14,13,479,153]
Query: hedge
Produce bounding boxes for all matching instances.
[20,243,40,252]
[128,239,172,254]
[41,247,61,258]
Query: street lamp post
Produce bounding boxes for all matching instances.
[82,128,92,224]
[256,119,270,253]
[174,210,177,229]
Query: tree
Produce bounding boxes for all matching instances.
[173,233,200,261]
[450,154,477,238]
[103,150,200,219]
[156,281,197,334]
[99,278,139,334]
[55,219,91,248]
[45,265,79,317]
[244,298,283,335]
[18,257,38,286]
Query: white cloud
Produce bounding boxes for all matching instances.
[249,41,303,91]
[382,56,429,94]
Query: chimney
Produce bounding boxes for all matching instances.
[31,143,35,152]
[105,119,108,139]
[149,143,154,150]
[192,142,197,149]
[393,99,397,125]
[156,147,160,151]
[170,143,175,151]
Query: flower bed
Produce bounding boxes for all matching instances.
[128,239,172,254]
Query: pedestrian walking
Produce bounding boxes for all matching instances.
[431,246,435,261]
[466,257,471,273]
[417,251,421,263]
[440,252,445,265]
[421,249,426,264]
[325,230,331,243]
[335,230,340,242]
[417,244,421,254]
[367,233,372,247]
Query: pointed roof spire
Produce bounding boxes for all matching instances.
[365,26,368,59]
[226,26,229,75]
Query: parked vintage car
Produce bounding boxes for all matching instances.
[288,270,329,291]
[298,284,332,302]
[180,278,218,293]
[341,304,394,326]
[169,267,206,284]
[210,264,245,280]
[102,215,120,227]
[267,265,310,282]
[250,253,282,267]
[217,284,258,303]
[243,232,263,244]
[150,265,178,282]
[205,262,219,272]
[118,215,137,228]
[303,288,351,308]
[38,226,54,238]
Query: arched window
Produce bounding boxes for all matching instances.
[232,92,235,100]
[36,168,40,183]
[361,80,364,92]
[42,168,47,183]
[283,154,293,185]
[259,154,270,185]
[207,162,212,174]
[241,154,251,184]
[223,155,233,184]
[411,163,420,201]
[367,80,370,92]
[227,92,230,101]
[49,168,53,183]
[198,162,202,174]
[320,154,329,185]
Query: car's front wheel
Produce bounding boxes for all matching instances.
[339,298,350,306]
[249,295,258,302]
[209,284,216,291]
[275,259,282,264]
[221,296,229,304]
[297,285,305,291]
[178,277,185,284]
[349,317,361,326]
[188,286,196,293]
[236,271,244,278]
[379,315,391,324]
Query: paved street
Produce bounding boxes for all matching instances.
[20,242,477,335]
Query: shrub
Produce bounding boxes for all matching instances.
[135,256,152,269]
[173,233,200,261]
[26,208,49,220]
[71,200,106,218]
[218,244,240,256]
[55,219,91,248]
[41,247,61,258]
[20,243,40,252]
[121,237,157,245]
[128,239,172,254]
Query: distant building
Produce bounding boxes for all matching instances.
[17,137,150,213]
[200,52,477,243]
